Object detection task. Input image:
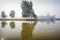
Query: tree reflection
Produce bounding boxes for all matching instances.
[10,22,15,29]
[1,21,7,28]
[21,21,37,40]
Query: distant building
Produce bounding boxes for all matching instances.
[37,15,46,19]
[46,13,52,18]
[37,13,55,21]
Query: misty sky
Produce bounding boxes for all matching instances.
[0,0,60,18]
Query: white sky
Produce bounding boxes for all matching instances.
[0,0,60,18]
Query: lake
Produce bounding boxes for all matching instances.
[0,21,60,40]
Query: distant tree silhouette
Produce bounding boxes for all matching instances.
[10,10,15,18]
[1,11,7,18]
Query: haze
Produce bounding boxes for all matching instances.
[0,0,60,18]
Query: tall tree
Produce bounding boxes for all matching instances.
[10,10,15,18]
[21,0,37,18]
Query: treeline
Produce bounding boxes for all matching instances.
[1,0,37,19]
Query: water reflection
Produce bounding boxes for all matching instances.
[39,20,55,25]
[9,21,15,29]
[1,21,7,28]
[21,21,37,40]
[0,20,60,40]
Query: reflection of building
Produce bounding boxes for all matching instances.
[10,22,15,29]
[21,21,37,40]
[1,21,7,28]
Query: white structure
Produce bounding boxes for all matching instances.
[37,13,55,21]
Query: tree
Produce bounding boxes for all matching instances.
[30,1,33,7]
[1,11,7,18]
[21,0,37,18]
[10,10,15,18]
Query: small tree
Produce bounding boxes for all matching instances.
[1,11,7,18]
[10,10,15,18]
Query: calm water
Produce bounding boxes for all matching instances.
[0,21,60,40]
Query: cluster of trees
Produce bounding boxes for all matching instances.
[21,0,37,18]
[1,0,37,19]
[1,10,15,18]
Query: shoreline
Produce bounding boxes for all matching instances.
[0,19,60,21]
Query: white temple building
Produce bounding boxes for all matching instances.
[37,13,55,21]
